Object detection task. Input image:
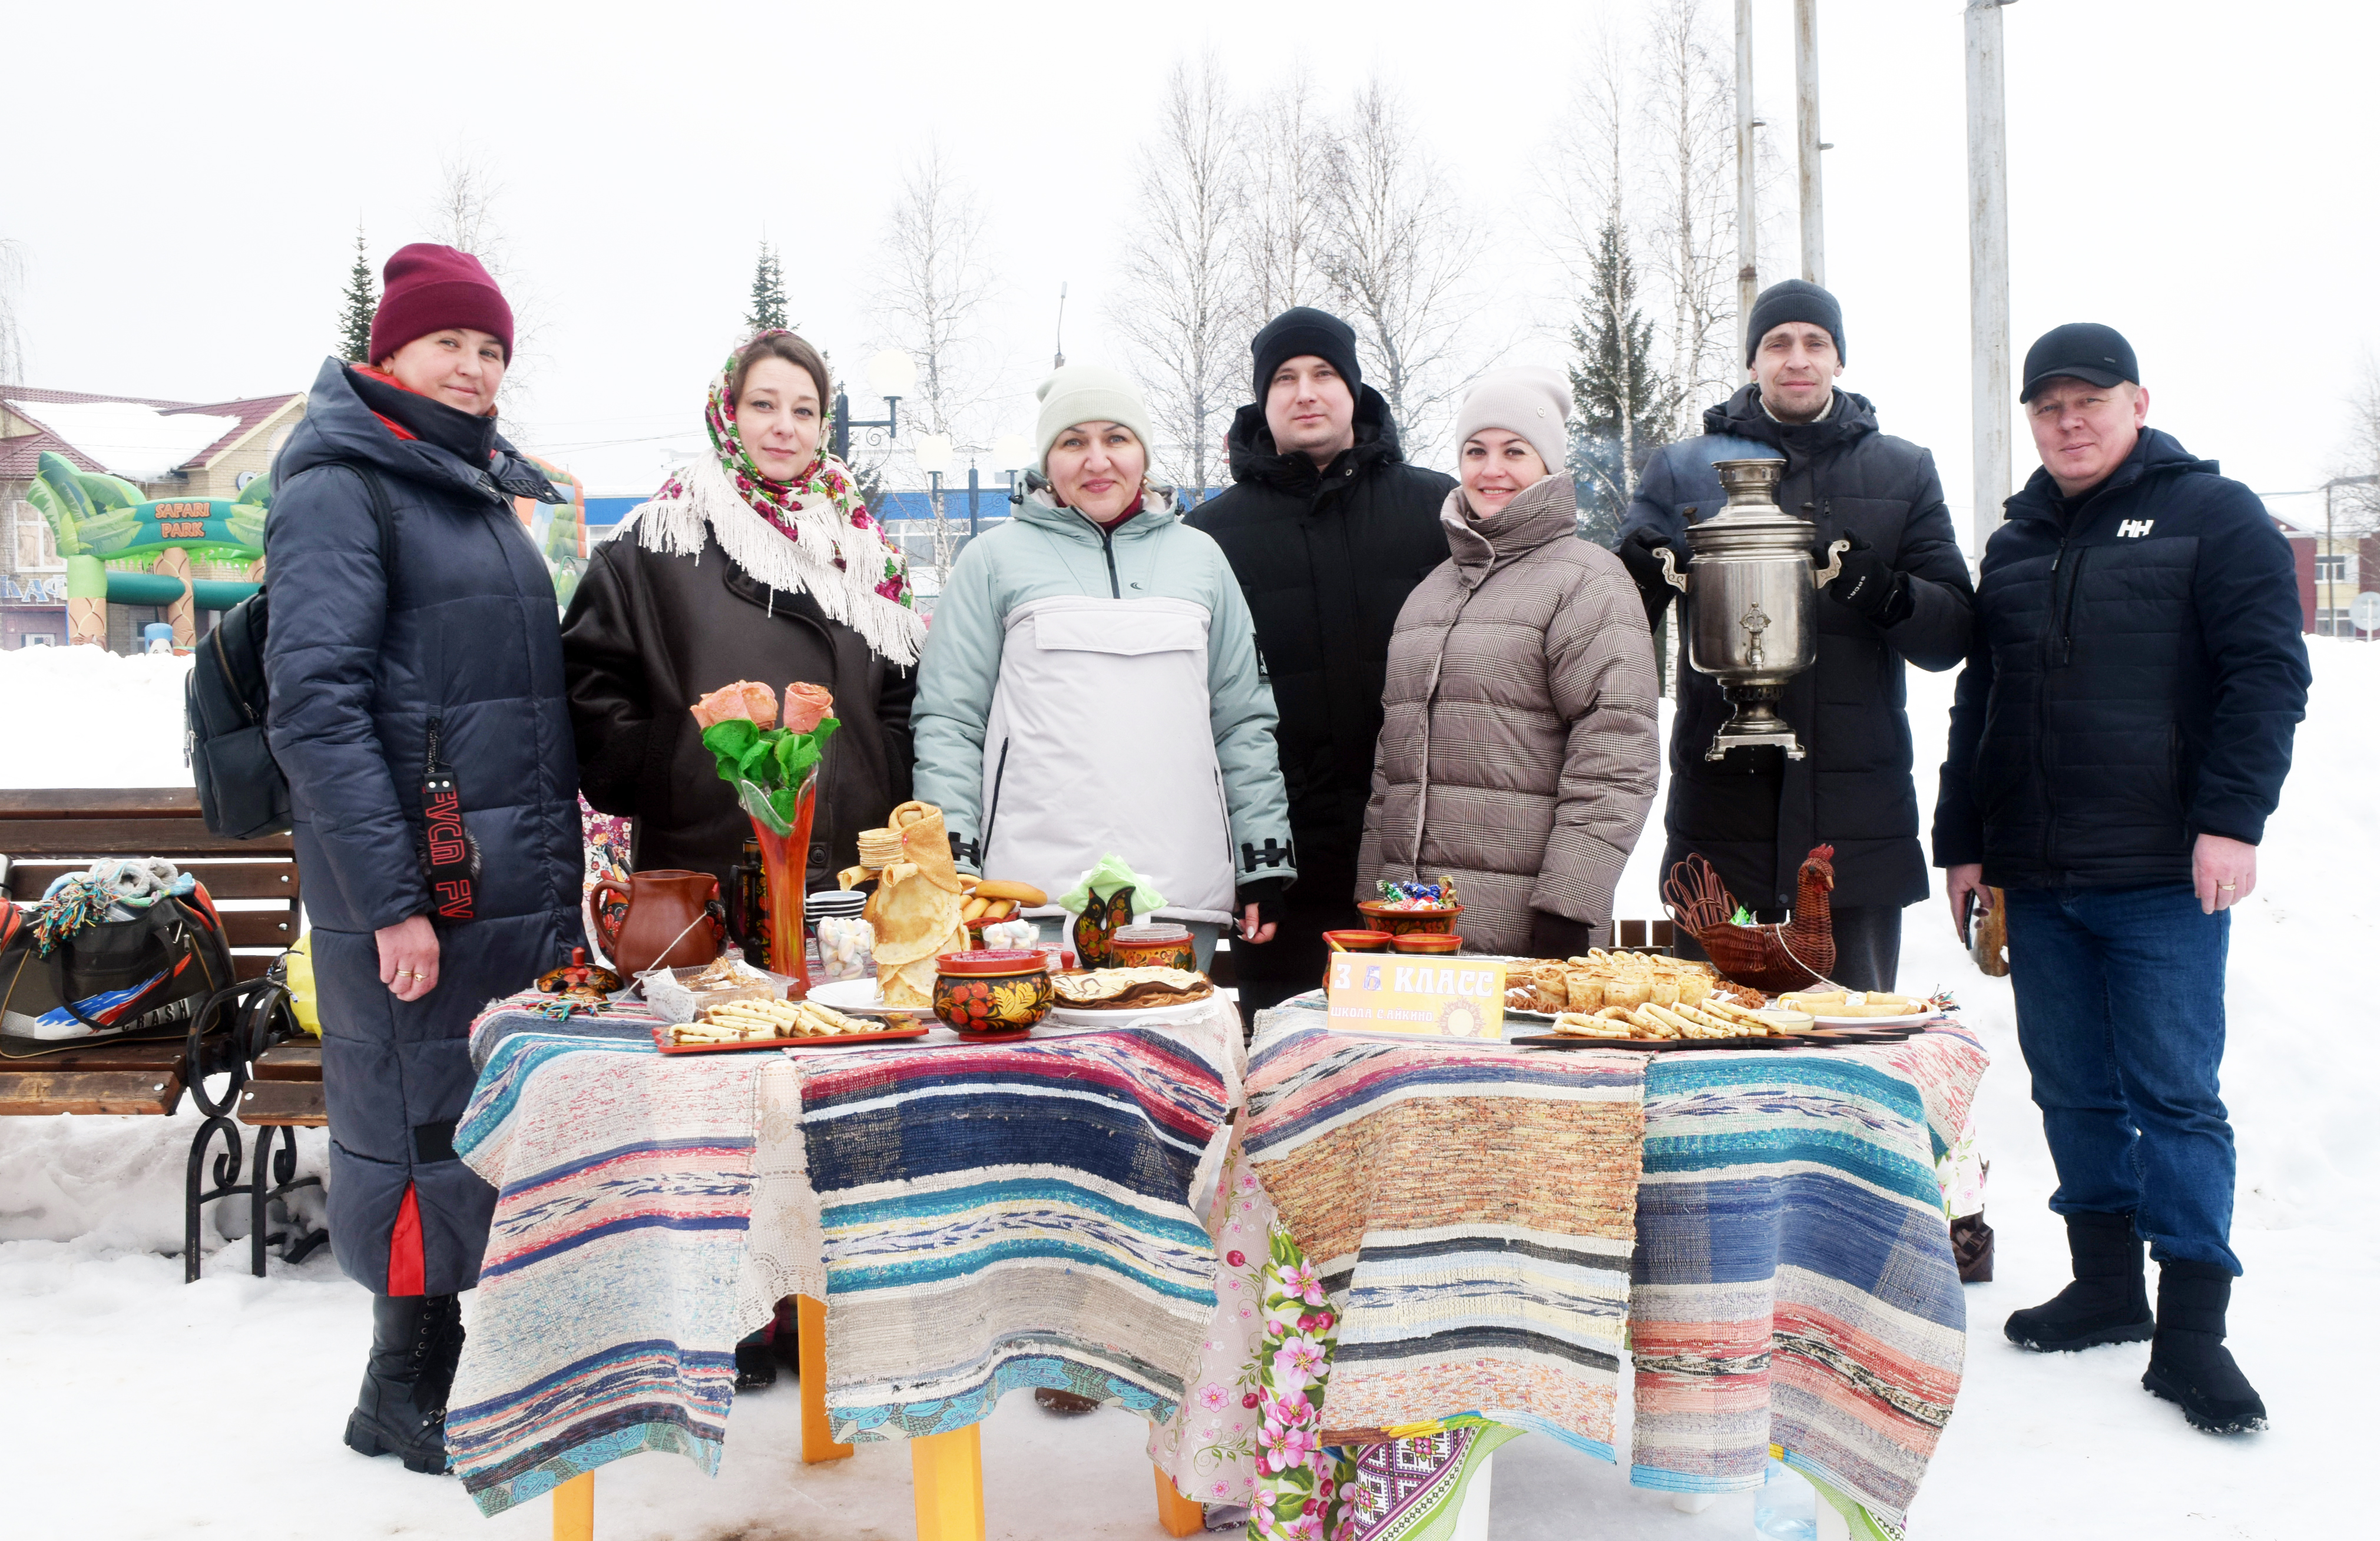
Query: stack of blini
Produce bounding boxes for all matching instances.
[841,801,969,1008]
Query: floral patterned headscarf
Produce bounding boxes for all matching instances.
[627,333,924,665]
[658,332,913,611]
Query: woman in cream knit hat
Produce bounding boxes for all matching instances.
[1358,366,1661,956]
[911,363,1296,975]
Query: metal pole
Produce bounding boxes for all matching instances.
[1793,0,1825,286]
[832,390,850,463]
[967,464,980,539]
[1965,1,2014,551]
[2326,480,2335,632]
[1736,0,1759,335]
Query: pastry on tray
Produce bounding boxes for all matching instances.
[1050,967,1215,1010]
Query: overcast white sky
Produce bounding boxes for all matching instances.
[8,0,2375,549]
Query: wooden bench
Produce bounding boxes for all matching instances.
[0,787,300,982]
[0,787,309,1280]
[233,1033,330,1277]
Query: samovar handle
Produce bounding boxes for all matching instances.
[1653,545,1690,593]
[1811,538,1851,588]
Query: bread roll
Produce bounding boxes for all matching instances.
[1565,972,1608,1012]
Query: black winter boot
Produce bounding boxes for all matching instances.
[2004,1211,2153,1351]
[343,1295,454,1474]
[2143,1262,2268,1434]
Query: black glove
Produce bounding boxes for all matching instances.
[1823,531,1912,627]
[1236,878,1289,940]
[1529,909,1601,960]
[1619,527,1683,592]
[1618,528,1683,631]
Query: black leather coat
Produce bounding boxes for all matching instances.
[559,526,915,892]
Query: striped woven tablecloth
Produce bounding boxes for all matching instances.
[443,990,1241,1516]
[1237,1001,1988,1536]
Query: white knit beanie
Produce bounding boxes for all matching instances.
[1454,366,1571,472]
[1034,364,1156,475]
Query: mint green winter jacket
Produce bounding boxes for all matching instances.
[911,487,1297,922]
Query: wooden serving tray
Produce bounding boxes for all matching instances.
[650,1023,930,1055]
[1511,1033,1793,1052]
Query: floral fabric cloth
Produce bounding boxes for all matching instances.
[1147,1131,1277,1506]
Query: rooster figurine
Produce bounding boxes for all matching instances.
[1662,846,1838,993]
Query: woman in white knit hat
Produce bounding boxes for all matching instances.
[911,363,1297,980]
[1358,366,1661,956]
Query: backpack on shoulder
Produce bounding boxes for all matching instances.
[187,463,395,839]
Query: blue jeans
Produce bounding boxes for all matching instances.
[2003,882,2239,1274]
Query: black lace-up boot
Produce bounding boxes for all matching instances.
[2143,1262,2268,1434]
[2004,1211,2154,1351]
[343,1294,455,1474]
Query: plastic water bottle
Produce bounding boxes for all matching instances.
[1753,1457,1818,1540]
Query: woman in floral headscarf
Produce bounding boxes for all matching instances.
[562,330,925,899]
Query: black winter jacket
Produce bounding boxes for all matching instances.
[263,357,583,1295]
[1187,387,1454,868]
[1621,387,1975,910]
[1932,428,2309,890]
[560,526,916,892]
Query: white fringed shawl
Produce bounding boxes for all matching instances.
[620,452,925,667]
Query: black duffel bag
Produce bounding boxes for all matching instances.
[0,887,236,1060]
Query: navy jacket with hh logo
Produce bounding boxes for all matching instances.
[1932,427,2311,890]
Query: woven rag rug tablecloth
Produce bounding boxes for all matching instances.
[1230,1001,1987,1539]
[442,990,1242,1516]
[800,1012,1239,1441]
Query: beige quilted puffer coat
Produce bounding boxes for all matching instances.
[1358,475,1660,953]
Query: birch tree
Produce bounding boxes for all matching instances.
[0,237,27,384]
[1242,65,1333,324]
[873,142,996,443]
[872,143,998,581]
[1111,55,1247,499]
[1641,0,1741,412]
[1316,76,1480,460]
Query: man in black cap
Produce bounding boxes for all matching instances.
[1616,279,1975,991]
[1189,306,1455,1014]
[1935,323,2308,1436]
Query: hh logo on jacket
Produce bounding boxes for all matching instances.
[2117,519,2156,538]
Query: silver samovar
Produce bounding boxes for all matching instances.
[1653,458,1849,761]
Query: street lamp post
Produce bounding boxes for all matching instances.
[830,349,918,464]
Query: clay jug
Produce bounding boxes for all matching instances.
[590,869,724,977]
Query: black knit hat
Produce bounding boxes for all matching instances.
[2020,322,2139,402]
[1252,306,1362,399]
[1745,279,1845,366]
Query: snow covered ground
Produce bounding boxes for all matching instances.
[2,640,2374,1538]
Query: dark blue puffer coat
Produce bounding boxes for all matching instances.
[263,357,582,1296]
[1932,427,2311,890]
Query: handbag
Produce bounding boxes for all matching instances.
[0,886,236,1059]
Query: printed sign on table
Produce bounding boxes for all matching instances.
[1326,955,1508,1040]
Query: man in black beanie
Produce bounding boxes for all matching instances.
[1615,279,1975,993]
[1189,307,1454,1015]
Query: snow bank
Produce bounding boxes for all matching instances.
[0,644,194,789]
[8,399,239,481]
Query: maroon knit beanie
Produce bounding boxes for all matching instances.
[369,243,514,365]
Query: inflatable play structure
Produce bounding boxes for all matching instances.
[22,449,588,649]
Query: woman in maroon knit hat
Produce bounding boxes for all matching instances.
[263,243,582,1474]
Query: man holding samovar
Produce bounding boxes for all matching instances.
[1617,279,1975,990]
[1935,323,2308,1436]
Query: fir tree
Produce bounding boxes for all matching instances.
[337,226,377,363]
[1567,217,1676,551]
[744,242,789,334]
